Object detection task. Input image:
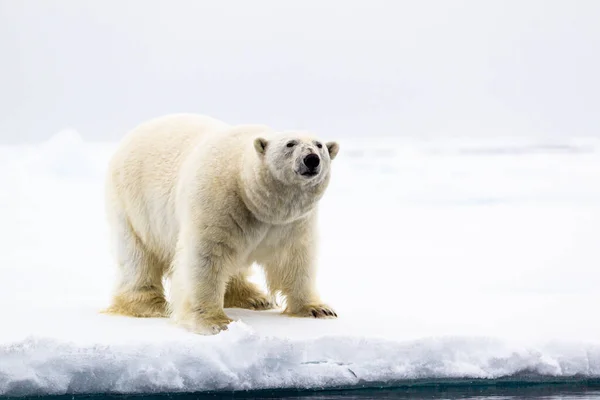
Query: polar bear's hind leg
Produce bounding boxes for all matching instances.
[103,214,168,318]
[224,271,276,310]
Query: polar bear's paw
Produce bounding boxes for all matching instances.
[285,303,338,319]
[103,290,168,318]
[176,311,234,335]
[224,278,277,311]
[241,293,277,310]
[225,291,277,311]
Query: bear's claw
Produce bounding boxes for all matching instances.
[247,296,277,310]
[225,290,277,311]
[312,308,337,318]
[287,303,338,319]
[174,311,233,335]
[192,318,233,335]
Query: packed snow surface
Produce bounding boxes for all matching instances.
[2,133,600,396]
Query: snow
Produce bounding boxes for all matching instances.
[2,132,600,396]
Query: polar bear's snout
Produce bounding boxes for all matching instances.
[301,154,321,177]
[304,153,320,169]
[298,153,320,178]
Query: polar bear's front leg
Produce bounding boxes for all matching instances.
[263,238,337,319]
[281,264,338,319]
[169,234,235,335]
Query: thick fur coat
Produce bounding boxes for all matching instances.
[104,114,339,334]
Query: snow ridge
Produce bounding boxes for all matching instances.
[2,322,600,397]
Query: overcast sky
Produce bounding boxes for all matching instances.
[1,0,599,143]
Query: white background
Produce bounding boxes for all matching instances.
[1,0,599,143]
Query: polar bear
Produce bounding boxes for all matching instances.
[104,114,339,334]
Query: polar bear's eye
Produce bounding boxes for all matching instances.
[286,141,297,148]
[316,142,323,149]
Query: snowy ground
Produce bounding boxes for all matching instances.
[2,132,600,396]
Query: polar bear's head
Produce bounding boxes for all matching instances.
[253,134,339,186]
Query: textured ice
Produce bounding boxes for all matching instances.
[3,323,600,397]
[1,133,600,396]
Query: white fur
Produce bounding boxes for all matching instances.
[104,114,339,334]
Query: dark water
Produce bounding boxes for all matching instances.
[7,381,600,400]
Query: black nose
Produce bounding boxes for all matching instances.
[304,153,320,169]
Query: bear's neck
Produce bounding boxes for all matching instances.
[240,161,328,225]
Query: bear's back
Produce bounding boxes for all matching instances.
[108,113,229,179]
[106,114,231,259]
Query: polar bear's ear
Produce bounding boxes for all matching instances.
[254,138,268,155]
[326,141,339,160]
